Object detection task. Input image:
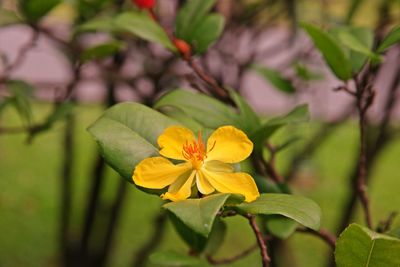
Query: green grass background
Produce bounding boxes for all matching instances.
[1,103,400,267]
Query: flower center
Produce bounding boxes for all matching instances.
[182,131,215,170]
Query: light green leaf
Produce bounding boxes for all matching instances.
[229,90,261,133]
[19,0,61,22]
[154,89,241,130]
[150,251,207,267]
[0,9,23,27]
[163,194,232,237]
[335,224,400,267]
[377,26,400,53]
[252,65,295,94]
[175,0,217,41]
[236,193,321,230]
[265,215,298,239]
[6,80,34,125]
[387,227,400,239]
[294,63,323,81]
[336,29,381,62]
[157,105,204,132]
[80,41,125,62]
[301,23,352,81]
[190,14,225,54]
[87,103,179,181]
[250,104,309,150]
[74,17,116,33]
[114,11,176,51]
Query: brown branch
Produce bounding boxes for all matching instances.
[296,228,336,249]
[244,214,270,267]
[207,243,258,265]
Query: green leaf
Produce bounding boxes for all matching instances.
[335,224,400,267]
[175,0,217,41]
[301,23,352,81]
[150,251,206,267]
[387,227,400,239]
[190,14,225,54]
[345,27,374,72]
[265,215,298,239]
[229,90,261,133]
[19,0,61,22]
[114,11,176,52]
[87,103,179,181]
[74,17,116,34]
[0,9,23,27]
[345,0,365,24]
[6,80,34,125]
[204,219,227,256]
[336,29,381,63]
[377,26,400,53]
[80,41,125,62]
[157,106,204,132]
[252,65,295,94]
[250,104,309,150]
[236,193,321,230]
[43,102,74,129]
[294,63,323,81]
[163,193,232,237]
[154,89,240,129]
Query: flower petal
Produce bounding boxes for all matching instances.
[196,171,215,195]
[206,126,253,163]
[157,126,195,160]
[162,170,196,201]
[203,160,234,173]
[133,157,192,189]
[201,169,259,202]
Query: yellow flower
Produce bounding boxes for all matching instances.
[132,125,260,202]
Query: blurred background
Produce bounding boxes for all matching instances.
[0,0,399,266]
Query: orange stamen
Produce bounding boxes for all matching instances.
[182,131,215,168]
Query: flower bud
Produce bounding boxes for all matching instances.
[133,0,155,9]
[173,38,191,58]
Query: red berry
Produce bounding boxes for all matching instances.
[133,0,155,9]
[173,38,191,57]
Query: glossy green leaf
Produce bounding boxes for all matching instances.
[229,90,260,133]
[336,29,381,62]
[265,215,298,239]
[80,41,125,62]
[74,17,116,33]
[236,193,321,230]
[19,0,61,22]
[157,106,204,132]
[204,219,227,256]
[87,103,179,181]
[252,65,295,94]
[377,26,400,53]
[0,9,23,27]
[114,11,176,51]
[190,14,225,54]
[250,104,309,150]
[301,23,352,81]
[175,0,216,41]
[150,251,206,267]
[163,194,232,237]
[154,89,240,129]
[335,224,400,267]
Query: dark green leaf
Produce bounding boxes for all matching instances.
[345,0,365,24]
[250,104,309,150]
[163,193,231,237]
[154,89,240,129]
[377,26,400,53]
[80,41,125,62]
[265,215,298,239]
[294,63,323,81]
[229,90,260,133]
[387,227,400,239]
[204,218,227,256]
[19,0,61,22]
[175,0,216,41]
[190,14,225,54]
[236,193,321,230]
[43,102,74,129]
[150,251,206,267]
[0,9,23,27]
[156,105,204,132]
[114,11,176,51]
[87,103,179,182]
[252,65,295,94]
[335,224,400,267]
[74,17,116,33]
[301,23,352,81]
[6,80,34,125]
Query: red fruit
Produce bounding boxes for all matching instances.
[173,38,191,57]
[133,0,155,9]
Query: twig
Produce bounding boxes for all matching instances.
[207,243,258,265]
[244,214,270,267]
[296,228,336,249]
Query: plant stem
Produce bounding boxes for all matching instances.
[245,214,270,267]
